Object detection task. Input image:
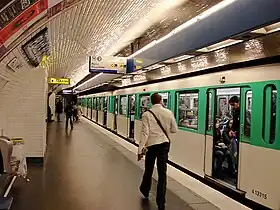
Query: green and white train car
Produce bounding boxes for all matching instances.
[79,63,280,209]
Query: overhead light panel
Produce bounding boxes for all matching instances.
[164,54,194,63]
[73,73,103,90]
[251,21,280,34]
[128,0,237,59]
[197,39,243,53]
[144,63,166,71]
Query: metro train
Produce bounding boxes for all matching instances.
[78,63,280,210]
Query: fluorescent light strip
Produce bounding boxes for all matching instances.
[197,39,243,52]
[127,0,237,59]
[252,21,280,34]
[73,73,103,90]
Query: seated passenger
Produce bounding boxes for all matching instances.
[213,119,224,179]
[213,119,235,179]
[222,120,237,175]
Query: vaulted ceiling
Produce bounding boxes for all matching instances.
[1,0,194,87]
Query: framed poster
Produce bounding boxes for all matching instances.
[22,27,51,67]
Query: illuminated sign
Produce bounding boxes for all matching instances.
[22,27,51,67]
[62,89,75,94]
[126,58,144,73]
[89,56,127,74]
[48,78,70,85]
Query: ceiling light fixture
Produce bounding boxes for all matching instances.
[127,0,237,59]
[73,73,103,90]
[196,39,243,53]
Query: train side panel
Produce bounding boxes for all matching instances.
[169,130,205,177]
[239,143,280,209]
[117,115,128,137]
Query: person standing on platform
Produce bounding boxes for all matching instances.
[55,100,63,122]
[73,103,78,122]
[65,102,74,129]
[137,93,178,210]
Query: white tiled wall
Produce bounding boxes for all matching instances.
[0,53,48,158]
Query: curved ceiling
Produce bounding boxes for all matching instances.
[0,0,189,88]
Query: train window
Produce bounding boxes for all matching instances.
[100,97,104,111]
[178,92,199,129]
[93,98,96,110]
[120,96,127,115]
[244,91,252,137]
[158,92,169,108]
[129,95,136,113]
[97,98,101,111]
[140,94,150,118]
[263,85,277,144]
[103,97,108,111]
[207,92,213,131]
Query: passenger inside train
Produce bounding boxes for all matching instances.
[212,94,241,185]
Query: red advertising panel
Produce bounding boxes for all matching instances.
[0,44,7,59]
[0,0,48,44]
[47,0,83,18]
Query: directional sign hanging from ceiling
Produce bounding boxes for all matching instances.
[89,56,127,74]
[48,78,70,85]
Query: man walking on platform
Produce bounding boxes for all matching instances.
[55,100,63,122]
[65,102,74,129]
[138,93,178,210]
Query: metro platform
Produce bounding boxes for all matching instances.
[8,117,251,210]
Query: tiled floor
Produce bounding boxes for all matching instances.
[9,120,218,210]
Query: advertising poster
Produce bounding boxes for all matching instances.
[22,27,51,67]
[0,0,40,30]
[47,0,83,18]
[0,0,48,44]
[0,45,7,59]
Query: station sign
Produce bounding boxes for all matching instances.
[48,78,70,85]
[62,89,75,94]
[126,58,144,73]
[89,56,127,74]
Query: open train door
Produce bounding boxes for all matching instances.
[127,94,136,141]
[204,89,216,176]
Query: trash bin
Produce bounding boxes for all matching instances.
[10,138,27,178]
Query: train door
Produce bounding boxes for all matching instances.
[90,98,93,119]
[86,98,89,117]
[205,87,244,188]
[204,89,215,177]
[113,96,118,131]
[96,97,99,122]
[103,97,108,126]
[128,95,136,140]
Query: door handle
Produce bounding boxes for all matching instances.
[240,124,244,136]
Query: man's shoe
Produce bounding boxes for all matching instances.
[140,188,149,199]
[158,205,165,210]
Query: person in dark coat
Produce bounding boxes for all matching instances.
[65,102,74,129]
[55,100,63,122]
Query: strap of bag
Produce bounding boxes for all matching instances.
[147,110,170,143]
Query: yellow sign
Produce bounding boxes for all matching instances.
[48,78,70,85]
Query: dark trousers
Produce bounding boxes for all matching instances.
[66,115,73,129]
[57,113,61,122]
[140,142,169,209]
